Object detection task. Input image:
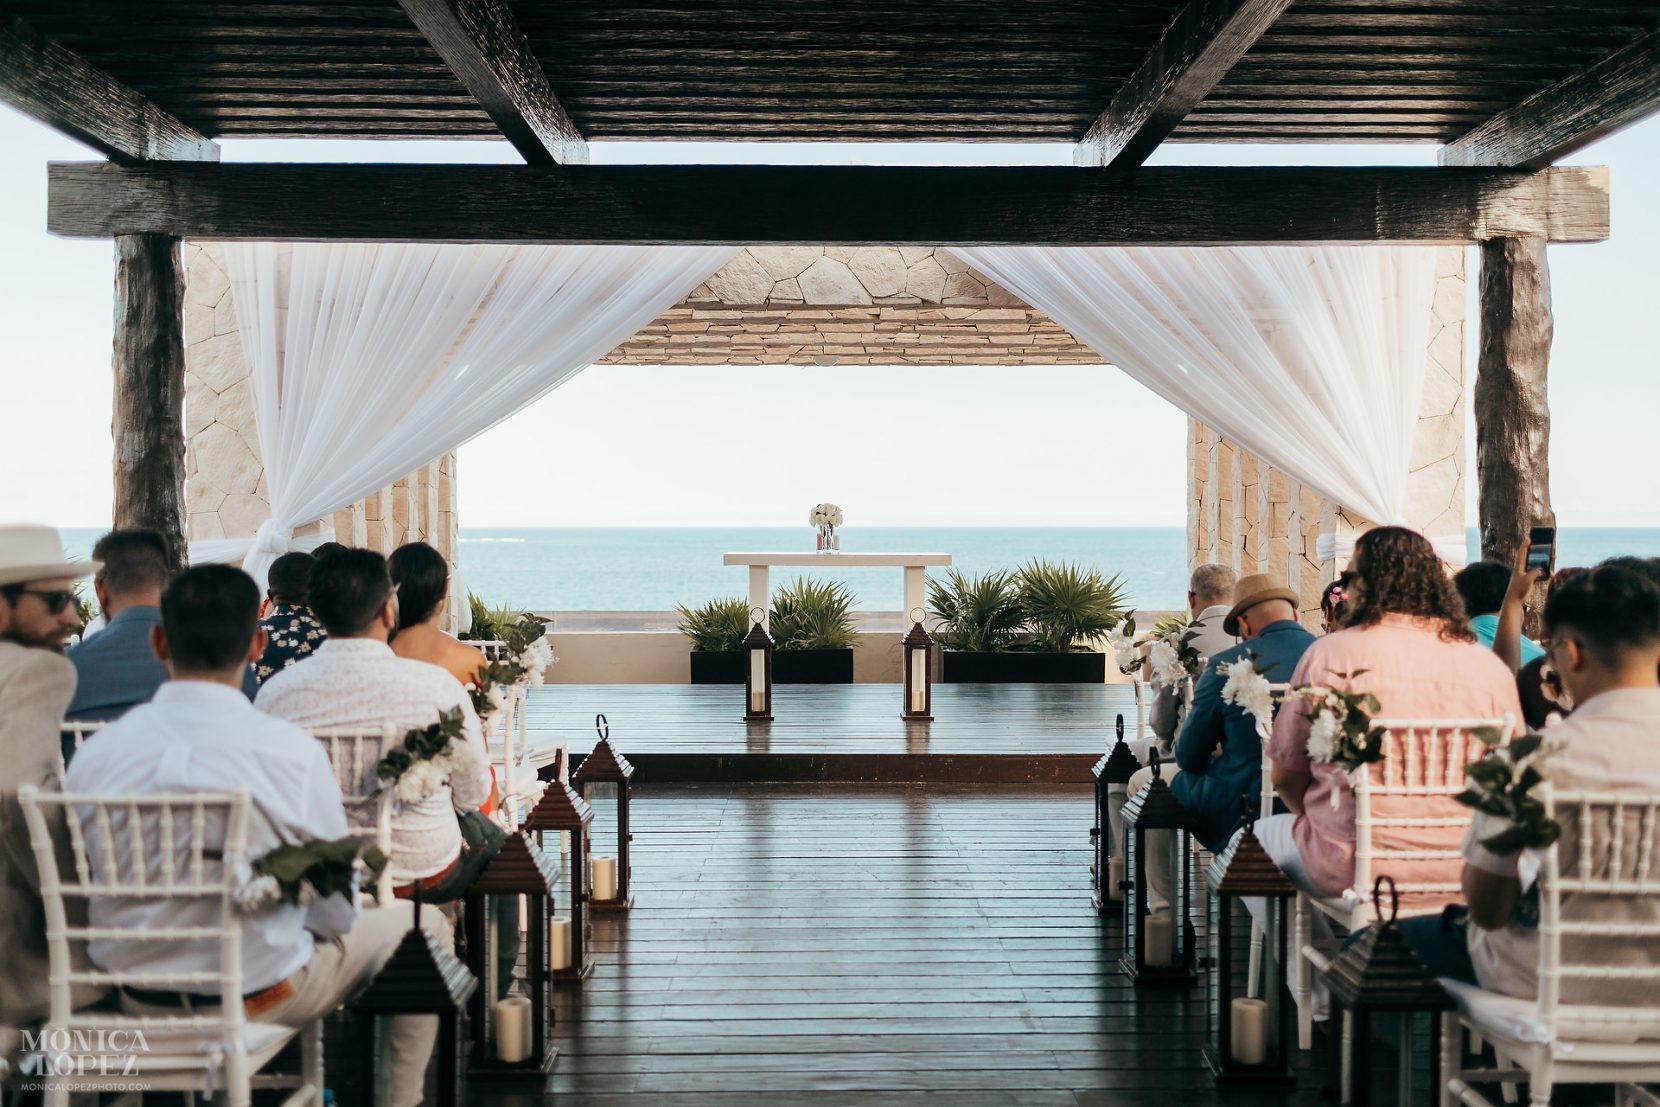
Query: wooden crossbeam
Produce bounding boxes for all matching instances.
[1074,0,1295,168]
[46,163,1609,246]
[0,15,217,163]
[1441,30,1660,169]
[396,0,587,165]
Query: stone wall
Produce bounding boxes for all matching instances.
[180,243,462,627]
[1186,246,1469,627]
[600,247,1099,366]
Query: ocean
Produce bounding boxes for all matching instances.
[61,526,1651,613]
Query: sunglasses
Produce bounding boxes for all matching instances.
[14,589,78,616]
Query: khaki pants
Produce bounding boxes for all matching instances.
[123,901,450,1107]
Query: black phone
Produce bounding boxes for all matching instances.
[1525,526,1555,574]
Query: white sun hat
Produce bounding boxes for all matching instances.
[0,525,99,587]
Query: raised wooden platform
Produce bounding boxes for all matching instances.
[477,783,1318,1107]
[525,683,1140,784]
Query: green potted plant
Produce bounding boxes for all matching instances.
[677,597,752,684]
[768,577,857,683]
[934,560,1128,683]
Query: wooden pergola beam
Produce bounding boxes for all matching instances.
[46,163,1609,245]
[395,0,587,165]
[1441,30,1660,169]
[1074,0,1295,168]
[0,15,217,164]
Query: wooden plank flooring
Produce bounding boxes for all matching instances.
[525,684,1142,782]
[478,783,1322,1107]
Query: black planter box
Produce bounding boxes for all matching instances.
[689,648,854,685]
[942,650,1106,683]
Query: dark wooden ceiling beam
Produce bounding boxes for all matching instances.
[1075,0,1297,167]
[0,15,217,163]
[1440,30,1660,168]
[394,0,587,164]
[46,162,1608,246]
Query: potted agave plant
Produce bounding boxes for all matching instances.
[678,579,857,684]
[932,561,1127,683]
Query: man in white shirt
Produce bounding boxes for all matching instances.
[65,565,442,1106]
[1146,562,1239,757]
[256,547,491,892]
[1394,564,1660,1005]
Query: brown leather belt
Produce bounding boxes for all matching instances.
[392,853,461,899]
[123,976,296,1019]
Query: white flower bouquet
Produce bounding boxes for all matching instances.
[1218,652,1277,736]
[809,503,844,527]
[376,706,483,804]
[1146,620,1203,690]
[1290,671,1384,807]
[1105,613,1143,676]
[234,835,386,914]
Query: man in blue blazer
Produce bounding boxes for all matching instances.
[1126,572,1316,909]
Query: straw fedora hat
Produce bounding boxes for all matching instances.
[1223,572,1299,637]
[0,525,98,588]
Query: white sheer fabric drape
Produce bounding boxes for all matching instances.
[190,242,735,586]
[955,245,1440,540]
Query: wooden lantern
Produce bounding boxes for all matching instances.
[1203,811,1297,1086]
[1323,876,1454,1106]
[463,833,561,1078]
[1120,751,1197,986]
[742,609,773,721]
[571,713,636,911]
[356,898,478,1107]
[523,780,594,984]
[901,610,933,721]
[1091,712,1141,912]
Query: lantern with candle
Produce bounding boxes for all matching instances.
[1203,807,1296,1085]
[463,832,561,1077]
[1322,876,1454,1106]
[901,609,933,721]
[1119,751,1197,986]
[523,779,594,983]
[1092,713,1141,912]
[742,609,773,721]
[357,897,478,1107]
[571,714,636,911]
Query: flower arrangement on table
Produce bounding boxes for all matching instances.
[376,706,482,804]
[1457,727,1564,856]
[1218,651,1277,736]
[809,502,843,552]
[236,835,388,913]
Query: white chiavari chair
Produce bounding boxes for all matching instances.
[1440,786,1660,1106]
[17,786,322,1107]
[309,726,398,904]
[1245,681,1292,996]
[52,719,108,783]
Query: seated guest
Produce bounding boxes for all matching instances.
[1320,571,1355,635]
[388,541,486,686]
[1455,559,1545,665]
[1264,527,1523,903]
[256,551,326,683]
[257,548,492,894]
[1147,563,1238,757]
[65,566,440,1107]
[1126,573,1315,909]
[67,528,256,722]
[0,525,105,1033]
[1394,565,1660,1004]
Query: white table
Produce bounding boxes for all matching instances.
[722,552,952,631]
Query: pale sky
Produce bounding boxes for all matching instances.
[2,104,1656,529]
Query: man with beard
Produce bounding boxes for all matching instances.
[0,525,106,1043]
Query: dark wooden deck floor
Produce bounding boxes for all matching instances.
[478,783,1322,1107]
[526,684,1141,783]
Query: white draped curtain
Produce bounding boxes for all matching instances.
[954,245,1446,556]
[191,242,736,586]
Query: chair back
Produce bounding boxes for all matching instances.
[471,639,511,662]
[52,719,109,782]
[1534,785,1660,1041]
[17,785,252,1034]
[1350,716,1514,907]
[1257,683,1292,819]
[310,725,398,902]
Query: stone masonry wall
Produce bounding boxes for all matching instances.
[1187,246,1469,627]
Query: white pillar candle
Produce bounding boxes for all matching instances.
[1230,997,1269,1065]
[494,996,531,1063]
[550,917,572,971]
[748,650,767,713]
[1107,857,1125,903]
[1142,913,1174,967]
[593,856,618,900]
[909,648,928,714]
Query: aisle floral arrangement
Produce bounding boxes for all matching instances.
[1287,671,1384,808]
[376,706,481,803]
[1218,651,1277,735]
[1458,727,1564,855]
[1146,617,1203,689]
[461,600,556,719]
[236,836,387,913]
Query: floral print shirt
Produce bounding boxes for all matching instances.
[255,603,327,683]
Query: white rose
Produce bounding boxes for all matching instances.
[1306,710,1341,763]
[1148,640,1184,688]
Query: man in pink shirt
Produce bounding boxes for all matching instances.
[1264,527,1523,906]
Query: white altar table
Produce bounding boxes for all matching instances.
[722,552,952,631]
